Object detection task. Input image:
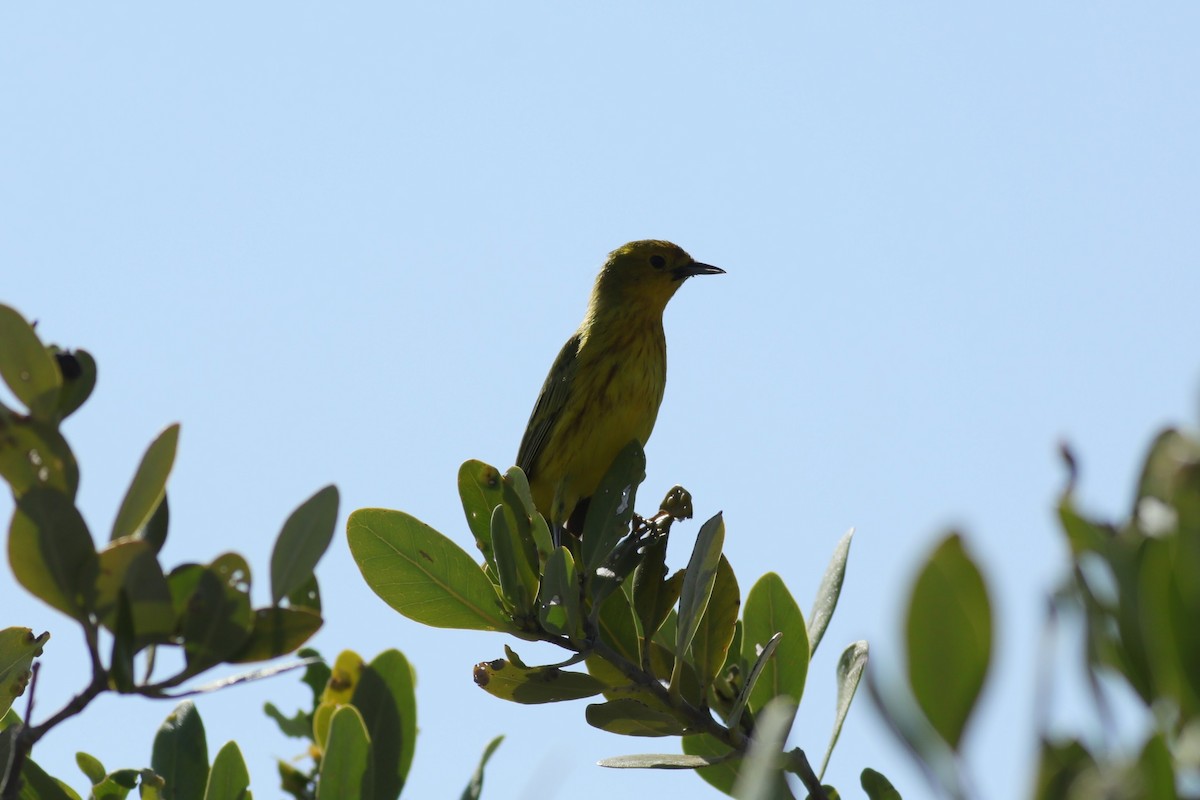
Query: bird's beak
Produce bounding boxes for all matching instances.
[672,262,726,281]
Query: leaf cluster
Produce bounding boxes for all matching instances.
[349,442,892,798]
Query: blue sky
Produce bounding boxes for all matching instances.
[3,3,1198,798]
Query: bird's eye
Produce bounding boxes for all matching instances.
[650,255,666,269]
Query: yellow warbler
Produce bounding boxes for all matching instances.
[516,240,723,534]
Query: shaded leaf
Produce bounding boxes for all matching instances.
[860,768,902,800]
[9,488,98,620]
[228,607,322,663]
[0,405,79,497]
[270,485,339,606]
[582,441,646,573]
[152,701,209,800]
[732,697,796,800]
[682,734,739,795]
[351,649,418,799]
[674,512,725,689]
[690,555,740,691]
[94,538,175,646]
[51,348,96,420]
[537,546,581,638]
[585,698,688,737]
[458,460,505,565]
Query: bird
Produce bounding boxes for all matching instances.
[516,240,724,537]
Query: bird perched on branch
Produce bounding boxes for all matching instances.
[516,240,724,536]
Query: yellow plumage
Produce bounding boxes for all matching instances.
[516,240,723,533]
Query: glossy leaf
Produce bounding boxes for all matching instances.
[270,485,339,606]
[474,659,607,704]
[731,696,796,800]
[0,303,61,420]
[112,424,180,541]
[9,488,98,620]
[347,508,514,633]
[674,512,725,688]
[585,698,687,737]
[819,640,869,779]
[0,405,79,497]
[537,546,581,638]
[351,649,418,799]
[203,741,250,800]
[318,706,370,800]
[227,607,322,663]
[152,701,209,800]
[0,628,48,719]
[460,735,504,800]
[690,555,740,691]
[808,528,854,656]
[582,441,646,573]
[743,573,809,713]
[458,459,505,564]
[906,533,992,750]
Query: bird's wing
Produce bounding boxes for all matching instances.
[516,332,581,479]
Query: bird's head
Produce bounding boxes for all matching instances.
[591,240,724,314]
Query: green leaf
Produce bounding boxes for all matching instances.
[203,741,250,800]
[728,632,781,731]
[142,494,170,555]
[632,534,672,645]
[270,485,339,606]
[690,555,740,692]
[76,751,106,785]
[474,659,607,704]
[350,649,418,799]
[490,505,535,619]
[732,696,796,800]
[227,607,322,663]
[175,565,253,673]
[152,701,209,800]
[743,573,809,713]
[682,734,739,795]
[458,460,505,565]
[819,640,869,779]
[263,703,311,740]
[1138,733,1177,800]
[9,487,98,620]
[0,303,62,420]
[0,627,49,719]
[317,706,370,800]
[459,735,504,800]
[110,590,137,693]
[673,512,725,689]
[582,441,646,573]
[808,528,854,656]
[112,424,180,541]
[347,508,515,633]
[9,756,81,800]
[860,768,902,800]
[906,533,992,750]
[94,538,175,646]
[51,349,97,420]
[537,546,581,638]
[585,698,688,737]
[0,404,80,497]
